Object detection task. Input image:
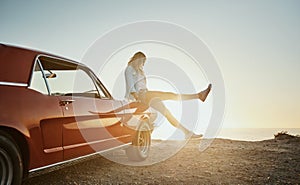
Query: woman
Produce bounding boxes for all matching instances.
[125,52,212,139]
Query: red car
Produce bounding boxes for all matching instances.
[0,44,155,184]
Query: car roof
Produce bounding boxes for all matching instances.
[0,43,82,85]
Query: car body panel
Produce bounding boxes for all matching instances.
[0,85,64,168]
[58,96,128,160]
[0,43,156,173]
[0,44,37,84]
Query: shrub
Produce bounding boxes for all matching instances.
[274,131,296,140]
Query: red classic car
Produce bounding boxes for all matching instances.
[0,44,155,184]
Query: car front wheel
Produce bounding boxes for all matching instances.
[0,131,23,185]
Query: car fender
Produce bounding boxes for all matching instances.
[0,120,30,138]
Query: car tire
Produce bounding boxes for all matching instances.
[0,131,23,185]
[126,119,151,162]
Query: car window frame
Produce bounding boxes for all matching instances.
[28,58,51,95]
[84,66,113,100]
[29,54,113,100]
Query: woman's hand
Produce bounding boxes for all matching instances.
[131,92,139,100]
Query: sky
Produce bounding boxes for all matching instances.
[0,0,299,130]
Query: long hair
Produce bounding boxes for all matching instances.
[128,51,146,73]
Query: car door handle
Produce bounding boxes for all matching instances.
[59,100,75,106]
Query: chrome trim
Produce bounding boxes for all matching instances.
[29,142,131,173]
[87,69,112,99]
[28,56,51,95]
[37,58,51,95]
[0,81,28,87]
[43,147,63,154]
[36,54,82,67]
[43,135,131,154]
[64,135,131,150]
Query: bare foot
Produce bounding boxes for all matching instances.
[198,84,212,102]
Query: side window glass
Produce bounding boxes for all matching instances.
[35,55,111,99]
[72,69,98,94]
[44,68,103,99]
[29,62,48,94]
[81,71,109,99]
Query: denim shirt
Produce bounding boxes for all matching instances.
[124,65,147,100]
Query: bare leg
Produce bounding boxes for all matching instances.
[145,97,190,135]
[145,91,198,101]
[134,104,149,113]
[130,84,212,137]
[145,84,211,102]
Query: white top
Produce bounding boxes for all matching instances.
[124,65,147,100]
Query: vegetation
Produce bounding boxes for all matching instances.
[274,131,298,140]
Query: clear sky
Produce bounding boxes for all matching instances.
[1,0,299,129]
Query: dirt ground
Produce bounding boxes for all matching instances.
[24,137,300,185]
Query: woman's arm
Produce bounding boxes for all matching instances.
[125,66,138,93]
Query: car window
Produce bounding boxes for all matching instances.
[29,62,49,94]
[45,68,102,98]
[31,56,111,99]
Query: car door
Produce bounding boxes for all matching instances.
[28,59,65,167]
[59,96,131,160]
[44,65,129,160]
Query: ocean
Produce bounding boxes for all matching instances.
[216,128,300,141]
[152,127,300,141]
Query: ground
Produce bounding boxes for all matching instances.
[24,137,300,185]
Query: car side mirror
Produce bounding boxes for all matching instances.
[45,72,57,79]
